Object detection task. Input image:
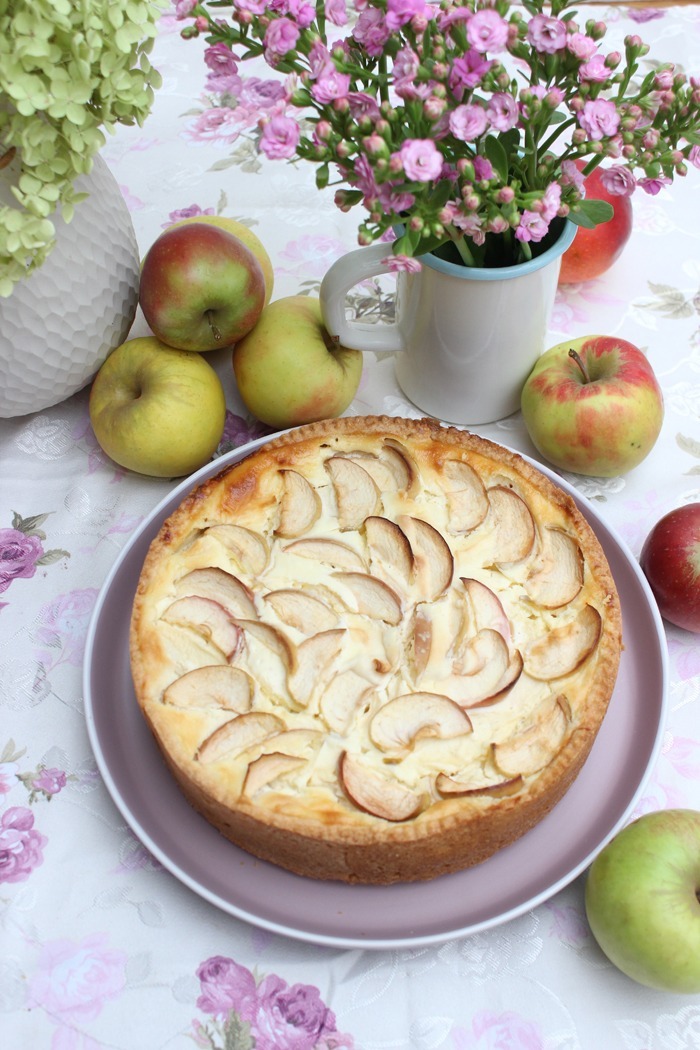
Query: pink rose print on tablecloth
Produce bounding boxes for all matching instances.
[192,956,355,1049]
[163,203,216,227]
[16,764,70,803]
[0,806,48,883]
[216,411,273,457]
[0,513,69,608]
[0,528,42,590]
[33,588,98,670]
[28,934,128,1043]
[453,1010,544,1049]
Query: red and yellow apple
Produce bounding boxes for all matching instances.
[585,809,700,993]
[89,336,226,477]
[139,223,266,352]
[521,334,664,477]
[640,503,700,633]
[167,215,274,305]
[559,165,634,284]
[232,295,363,429]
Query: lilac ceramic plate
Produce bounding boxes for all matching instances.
[83,433,668,950]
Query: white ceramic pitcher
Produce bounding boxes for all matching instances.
[320,221,576,426]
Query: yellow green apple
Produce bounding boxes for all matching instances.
[232,295,363,428]
[521,334,664,477]
[89,336,226,477]
[168,215,274,305]
[585,809,700,993]
[139,223,266,352]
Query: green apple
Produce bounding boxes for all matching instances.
[585,809,700,993]
[521,334,664,477]
[139,223,266,352]
[89,336,226,477]
[232,295,363,428]
[167,215,274,306]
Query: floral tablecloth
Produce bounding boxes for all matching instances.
[2,4,700,1048]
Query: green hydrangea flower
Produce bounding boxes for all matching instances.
[0,0,166,296]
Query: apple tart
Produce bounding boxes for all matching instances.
[130,416,622,884]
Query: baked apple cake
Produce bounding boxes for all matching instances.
[130,416,621,884]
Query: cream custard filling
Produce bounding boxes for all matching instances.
[137,427,614,822]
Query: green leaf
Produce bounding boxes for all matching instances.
[498,128,521,164]
[315,162,329,190]
[677,433,700,460]
[222,1012,255,1050]
[209,157,240,172]
[36,549,70,566]
[569,198,614,229]
[483,135,509,184]
[11,510,50,536]
[0,739,26,764]
[392,231,415,256]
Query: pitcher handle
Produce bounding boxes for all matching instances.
[320,244,406,354]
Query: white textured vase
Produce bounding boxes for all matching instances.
[0,153,140,418]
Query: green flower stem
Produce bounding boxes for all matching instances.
[447,230,477,266]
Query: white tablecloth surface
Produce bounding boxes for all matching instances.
[2,4,700,1047]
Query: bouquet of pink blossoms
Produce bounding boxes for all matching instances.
[179,0,700,271]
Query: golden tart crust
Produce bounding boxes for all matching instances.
[130,416,621,884]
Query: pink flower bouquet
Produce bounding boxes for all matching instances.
[179,0,700,269]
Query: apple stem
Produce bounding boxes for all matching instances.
[568,347,591,384]
[206,310,222,343]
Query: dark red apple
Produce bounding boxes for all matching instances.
[559,166,634,284]
[639,504,700,633]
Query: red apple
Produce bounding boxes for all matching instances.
[639,504,700,633]
[139,224,265,352]
[559,165,633,284]
[521,334,664,477]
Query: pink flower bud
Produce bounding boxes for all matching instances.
[424,97,446,120]
[497,186,515,204]
[363,133,387,156]
[486,215,509,234]
[334,190,352,212]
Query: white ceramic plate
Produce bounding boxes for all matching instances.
[83,433,668,950]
